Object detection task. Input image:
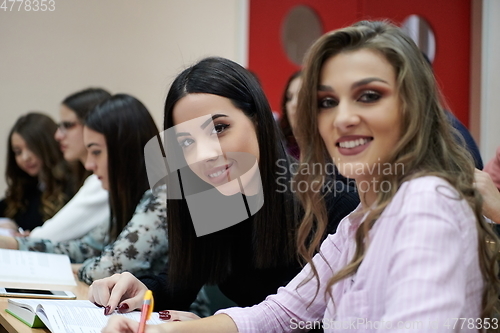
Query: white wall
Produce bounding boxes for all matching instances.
[1,0,497,197]
[478,0,500,163]
[0,0,247,195]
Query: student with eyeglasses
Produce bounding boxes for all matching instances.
[24,88,112,242]
[0,94,210,317]
[0,113,75,233]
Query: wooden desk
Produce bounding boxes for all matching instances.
[0,279,89,333]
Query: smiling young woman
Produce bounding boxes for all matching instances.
[316,48,402,206]
[88,57,359,329]
[100,21,499,333]
[172,93,260,197]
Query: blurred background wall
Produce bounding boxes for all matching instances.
[0,0,248,194]
[0,0,499,195]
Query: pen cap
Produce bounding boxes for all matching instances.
[143,290,154,320]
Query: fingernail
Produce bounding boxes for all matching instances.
[159,313,171,320]
[94,302,103,308]
[104,306,111,316]
[117,303,129,313]
[159,310,170,315]
[173,319,181,322]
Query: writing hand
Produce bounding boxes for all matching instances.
[89,272,148,315]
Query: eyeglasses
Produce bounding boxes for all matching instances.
[57,121,78,133]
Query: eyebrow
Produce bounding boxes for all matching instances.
[176,114,228,137]
[86,143,100,148]
[318,77,389,92]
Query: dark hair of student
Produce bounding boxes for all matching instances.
[164,57,298,286]
[62,88,112,187]
[85,94,159,240]
[62,88,112,121]
[5,113,72,221]
[279,71,301,142]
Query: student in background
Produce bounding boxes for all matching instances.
[446,111,483,169]
[27,88,111,242]
[88,57,359,327]
[0,113,73,232]
[0,96,165,281]
[421,52,483,170]
[0,93,209,317]
[484,146,500,190]
[479,147,500,231]
[279,71,302,159]
[475,168,500,225]
[101,21,499,333]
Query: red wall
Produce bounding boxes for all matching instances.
[249,0,471,126]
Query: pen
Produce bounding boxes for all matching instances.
[137,290,154,333]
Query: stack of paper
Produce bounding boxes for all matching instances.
[0,249,76,286]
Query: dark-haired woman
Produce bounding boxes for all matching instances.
[279,71,302,159]
[88,57,359,323]
[0,113,74,232]
[0,94,209,316]
[0,95,169,283]
[28,88,111,242]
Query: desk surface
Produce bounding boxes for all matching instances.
[0,278,89,333]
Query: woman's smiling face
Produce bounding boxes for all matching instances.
[172,93,260,196]
[317,48,402,187]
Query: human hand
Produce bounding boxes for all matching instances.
[474,169,500,223]
[0,235,19,249]
[89,272,148,315]
[158,310,200,322]
[0,219,29,237]
[72,263,83,274]
[17,229,30,237]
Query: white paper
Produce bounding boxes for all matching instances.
[12,299,162,333]
[0,249,76,286]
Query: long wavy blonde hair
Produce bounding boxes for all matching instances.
[294,20,500,322]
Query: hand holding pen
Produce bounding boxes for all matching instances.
[137,290,154,333]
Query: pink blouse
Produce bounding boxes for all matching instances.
[218,176,485,332]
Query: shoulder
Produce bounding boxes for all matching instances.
[397,175,458,197]
[385,176,474,229]
[81,174,108,193]
[136,185,166,213]
[393,176,462,208]
[320,233,344,256]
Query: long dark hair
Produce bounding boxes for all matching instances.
[5,113,72,222]
[62,88,111,187]
[279,71,301,142]
[85,94,159,240]
[164,57,299,286]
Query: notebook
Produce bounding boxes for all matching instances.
[5,298,162,333]
[0,248,76,285]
